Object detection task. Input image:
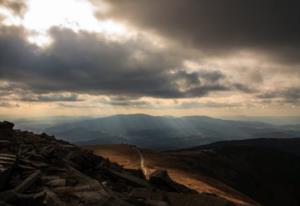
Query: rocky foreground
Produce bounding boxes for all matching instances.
[0,121,245,206]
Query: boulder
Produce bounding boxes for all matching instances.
[0,153,16,191]
[14,170,41,193]
[0,122,14,141]
[0,122,14,130]
[149,170,197,194]
[66,150,104,172]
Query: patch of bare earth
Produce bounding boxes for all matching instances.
[85,144,259,206]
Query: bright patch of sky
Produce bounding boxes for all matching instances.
[1,0,130,46]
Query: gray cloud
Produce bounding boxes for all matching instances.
[0,26,243,99]
[178,101,240,109]
[101,97,150,107]
[257,87,300,103]
[19,93,81,102]
[100,0,300,64]
[0,0,27,16]
[232,83,256,93]
[0,102,19,108]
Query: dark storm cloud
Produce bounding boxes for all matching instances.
[100,0,300,63]
[0,26,242,99]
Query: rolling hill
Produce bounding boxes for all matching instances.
[86,138,300,206]
[45,114,300,150]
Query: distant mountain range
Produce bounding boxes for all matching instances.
[43,114,300,150]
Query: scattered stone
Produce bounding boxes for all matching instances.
[14,170,41,193]
[44,189,66,206]
[145,200,169,206]
[45,179,66,188]
[0,190,45,206]
[0,153,16,191]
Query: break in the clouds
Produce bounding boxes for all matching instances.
[0,0,299,116]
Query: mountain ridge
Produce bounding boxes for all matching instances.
[43,114,300,150]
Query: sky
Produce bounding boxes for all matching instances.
[0,0,299,118]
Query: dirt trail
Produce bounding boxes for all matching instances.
[131,146,149,178]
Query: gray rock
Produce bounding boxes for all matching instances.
[149,170,197,194]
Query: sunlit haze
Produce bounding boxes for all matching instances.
[2,0,128,46]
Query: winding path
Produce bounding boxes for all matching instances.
[131,146,149,179]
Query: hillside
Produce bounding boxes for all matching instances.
[87,138,300,206]
[0,121,255,206]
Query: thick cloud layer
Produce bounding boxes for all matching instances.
[0,0,299,113]
[0,26,239,99]
[101,0,300,63]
